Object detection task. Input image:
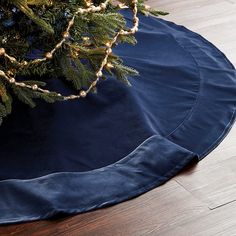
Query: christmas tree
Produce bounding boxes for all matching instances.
[0,0,167,125]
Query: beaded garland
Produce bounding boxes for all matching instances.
[0,0,140,101]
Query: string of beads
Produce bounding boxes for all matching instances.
[0,0,140,101]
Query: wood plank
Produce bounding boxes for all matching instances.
[151,0,236,64]
[176,157,236,209]
[151,200,236,236]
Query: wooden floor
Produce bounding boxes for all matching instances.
[1,1,236,235]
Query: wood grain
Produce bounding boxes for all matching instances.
[176,157,236,209]
[152,201,236,236]
[0,1,236,235]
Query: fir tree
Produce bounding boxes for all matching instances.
[0,0,167,125]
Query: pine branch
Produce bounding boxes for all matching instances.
[0,0,167,125]
[10,0,54,34]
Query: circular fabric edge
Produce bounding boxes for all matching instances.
[0,135,198,224]
[0,15,235,224]
[157,18,236,158]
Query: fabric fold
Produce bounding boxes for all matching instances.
[0,135,197,224]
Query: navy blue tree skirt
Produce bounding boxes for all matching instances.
[0,12,236,224]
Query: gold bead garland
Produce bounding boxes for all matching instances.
[0,69,62,97]
[0,0,140,101]
[106,62,114,68]
[45,52,53,60]
[1,0,111,67]
[0,48,5,56]
[80,90,87,98]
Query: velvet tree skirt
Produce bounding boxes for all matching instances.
[0,11,236,224]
